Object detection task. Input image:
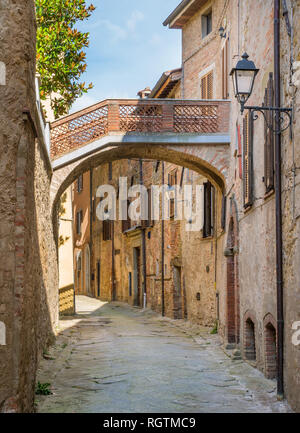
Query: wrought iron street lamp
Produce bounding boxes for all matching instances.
[230,53,292,134]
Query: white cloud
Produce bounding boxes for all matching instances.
[100,19,127,42]
[126,10,144,32]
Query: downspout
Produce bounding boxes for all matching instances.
[112,220,115,301]
[90,168,93,297]
[161,162,165,316]
[139,159,147,309]
[274,0,284,399]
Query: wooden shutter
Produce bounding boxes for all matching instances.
[103,220,112,241]
[203,181,212,237]
[201,71,213,99]
[221,195,227,230]
[243,112,253,208]
[222,39,229,99]
[264,73,275,193]
[168,169,177,219]
[147,189,153,227]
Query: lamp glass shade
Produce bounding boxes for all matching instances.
[236,70,256,95]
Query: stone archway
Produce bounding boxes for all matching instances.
[50,143,229,218]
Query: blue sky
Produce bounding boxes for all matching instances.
[71,0,182,113]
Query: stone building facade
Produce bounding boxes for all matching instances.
[0,0,58,412]
[71,0,300,411]
[163,0,299,411]
[0,0,299,413]
[72,171,91,297]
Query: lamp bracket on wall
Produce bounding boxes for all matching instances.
[244,106,293,136]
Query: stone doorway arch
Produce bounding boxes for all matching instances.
[224,198,240,345]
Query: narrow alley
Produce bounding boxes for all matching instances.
[36,297,290,413]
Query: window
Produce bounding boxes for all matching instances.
[168,169,177,219]
[76,210,83,235]
[201,8,212,39]
[203,181,215,238]
[103,220,112,241]
[201,71,213,99]
[222,38,229,99]
[77,174,83,193]
[245,318,256,361]
[243,112,253,208]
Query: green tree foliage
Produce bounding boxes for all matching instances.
[36,0,95,118]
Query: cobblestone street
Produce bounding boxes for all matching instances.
[35,296,290,413]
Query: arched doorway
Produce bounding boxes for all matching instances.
[225,203,240,345]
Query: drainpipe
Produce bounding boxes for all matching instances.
[139,159,147,309]
[161,161,165,317]
[274,0,284,399]
[112,220,116,301]
[90,168,93,297]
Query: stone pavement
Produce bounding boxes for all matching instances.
[36,296,291,413]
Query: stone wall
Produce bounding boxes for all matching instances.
[177,0,299,409]
[0,0,58,412]
[280,0,300,412]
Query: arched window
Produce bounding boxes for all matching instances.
[244,318,256,361]
[265,322,277,379]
